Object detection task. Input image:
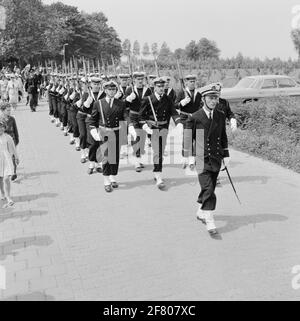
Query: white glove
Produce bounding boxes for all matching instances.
[126,92,136,102]
[64,94,69,100]
[69,91,76,100]
[221,157,230,170]
[75,99,82,108]
[128,125,137,140]
[83,95,93,108]
[230,118,237,132]
[142,123,153,135]
[59,87,65,95]
[90,128,101,141]
[180,96,191,106]
[115,91,122,99]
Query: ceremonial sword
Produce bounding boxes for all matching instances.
[222,160,242,205]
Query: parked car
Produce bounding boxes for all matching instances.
[221,75,300,103]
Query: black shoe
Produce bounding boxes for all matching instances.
[196,216,206,225]
[135,166,142,173]
[111,182,118,188]
[104,185,113,193]
[51,119,55,123]
[96,167,103,173]
[11,174,17,181]
[157,181,166,190]
[64,132,68,136]
[70,140,75,145]
[81,158,86,164]
[87,168,94,175]
[208,229,218,236]
[75,147,81,151]
[189,164,195,170]
[140,163,145,168]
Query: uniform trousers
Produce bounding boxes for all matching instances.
[197,169,219,210]
[69,109,79,138]
[99,130,120,176]
[52,96,59,118]
[60,101,68,127]
[151,128,168,172]
[48,93,54,116]
[131,127,146,158]
[76,112,88,149]
[29,92,38,111]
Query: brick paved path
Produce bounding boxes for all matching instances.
[0,100,300,300]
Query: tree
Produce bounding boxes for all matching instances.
[291,29,300,60]
[158,41,172,60]
[133,40,140,57]
[151,42,158,58]
[197,37,220,61]
[0,0,47,64]
[122,39,131,57]
[174,48,185,60]
[142,42,150,57]
[185,40,200,61]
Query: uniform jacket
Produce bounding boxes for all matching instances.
[88,98,129,130]
[184,108,229,172]
[165,87,177,103]
[215,98,235,121]
[139,93,181,130]
[175,88,202,120]
[125,86,152,113]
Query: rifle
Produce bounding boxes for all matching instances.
[111,54,120,84]
[154,58,160,77]
[176,59,190,98]
[128,54,135,90]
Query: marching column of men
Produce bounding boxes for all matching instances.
[45,71,237,236]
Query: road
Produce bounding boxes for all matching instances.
[0,99,300,300]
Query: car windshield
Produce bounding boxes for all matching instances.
[235,78,256,88]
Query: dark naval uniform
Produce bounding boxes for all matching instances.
[139,90,181,173]
[88,96,129,178]
[125,79,152,159]
[184,85,229,212]
[175,78,202,157]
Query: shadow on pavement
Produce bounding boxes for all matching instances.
[215,213,288,234]
[21,171,59,180]
[0,235,53,260]
[1,292,55,301]
[119,175,198,190]
[14,193,58,202]
[220,176,270,185]
[0,210,48,224]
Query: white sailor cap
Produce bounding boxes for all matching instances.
[103,80,118,89]
[198,83,222,96]
[184,74,197,80]
[133,71,145,78]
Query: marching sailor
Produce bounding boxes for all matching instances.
[83,76,106,174]
[125,72,152,172]
[175,74,202,170]
[184,83,230,236]
[138,77,183,189]
[88,81,129,192]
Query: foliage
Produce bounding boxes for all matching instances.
[229,97,300,173]
[0,0,122,66]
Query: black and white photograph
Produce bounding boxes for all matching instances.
[0,0,300,304]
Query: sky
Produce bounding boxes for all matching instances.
[43,0,300,59]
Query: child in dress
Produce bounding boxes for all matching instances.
[0,118,19,208]
[0,102,19,181]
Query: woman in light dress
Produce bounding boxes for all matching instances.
[6,73,23,109]
[0,118,19,208]
[0,74,8,101]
